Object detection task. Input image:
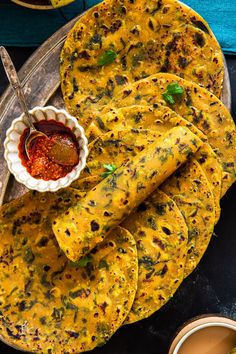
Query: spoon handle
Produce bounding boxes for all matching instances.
[0,46,36,131]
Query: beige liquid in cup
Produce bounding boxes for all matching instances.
[178,326,236,354]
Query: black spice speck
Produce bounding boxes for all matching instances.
[91,220,100,232]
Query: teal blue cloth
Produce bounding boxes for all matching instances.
[0,0,235,54]
[183,0,236,54]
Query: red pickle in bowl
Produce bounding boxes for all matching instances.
[18,119,80,180]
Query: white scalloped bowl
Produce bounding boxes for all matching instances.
[4,106,88,192]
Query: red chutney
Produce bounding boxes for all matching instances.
[18,120,79,181]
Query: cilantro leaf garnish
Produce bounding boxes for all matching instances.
[162,93,175,105]
[101,164,117,178]
[103,163,116,171]
[166,83,184,95]
[98,50,117,66]
[162,83,184,105]
[69,255,93,268]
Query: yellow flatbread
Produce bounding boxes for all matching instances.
[122,189,188,324]
[60,0,224,127]
[195,143,222,222]
[52,126,202,262]
[72,175,101,191]
[85,107,221,221]
[71,128,216,320]
[104,73,236,196]
[81,128,168,179]
[86,105,207,142]
[160,159,215,277]
[0,190,138,353]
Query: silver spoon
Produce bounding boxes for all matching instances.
[0,46,49,159]
[0,46,79,166]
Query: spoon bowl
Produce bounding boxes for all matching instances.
[4,106,88,192]
[24,118,49,159]
[0,46,79,165]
